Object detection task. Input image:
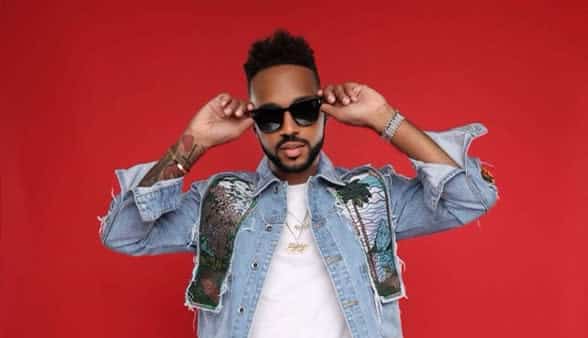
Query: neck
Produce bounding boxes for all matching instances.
[270,156,320,185]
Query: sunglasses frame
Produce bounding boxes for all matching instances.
[249,95,323,133]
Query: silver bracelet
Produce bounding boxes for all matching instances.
[380,110,405,141]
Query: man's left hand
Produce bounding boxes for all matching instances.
[318,82,396,132]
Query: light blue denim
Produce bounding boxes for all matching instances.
[98,122,499,338]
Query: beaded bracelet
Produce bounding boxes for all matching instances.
[380,110,405,141]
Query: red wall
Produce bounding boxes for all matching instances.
[2,1,586,337]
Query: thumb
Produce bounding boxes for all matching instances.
[320,103,340,120]
[238,116,255,131]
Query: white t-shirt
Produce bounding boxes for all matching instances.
[248,182,352,338]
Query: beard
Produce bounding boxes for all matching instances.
[260,131,325,174]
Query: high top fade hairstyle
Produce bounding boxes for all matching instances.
[243,28,321,96]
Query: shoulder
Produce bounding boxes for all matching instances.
[189,169,258,196]
[334,162,400,181]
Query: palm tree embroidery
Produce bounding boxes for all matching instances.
[336,179,379,281]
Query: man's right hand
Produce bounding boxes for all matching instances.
[137,92,256,187]
[185,92,255,150]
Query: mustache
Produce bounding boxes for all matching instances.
[276,134,309,151]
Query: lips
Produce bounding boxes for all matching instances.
[279,142,305,158]
[280,142,305,150]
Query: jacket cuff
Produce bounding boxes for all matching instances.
[408,122,498,211]
[113,161,185,222]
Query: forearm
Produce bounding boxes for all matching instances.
[370,106,462,168]
[138,131,207,187]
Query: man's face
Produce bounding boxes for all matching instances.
[249,64,325,174]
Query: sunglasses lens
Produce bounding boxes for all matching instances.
[290,98,321,125]
[253,108,282,133]
[252,97,321,133]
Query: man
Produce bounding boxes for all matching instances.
[98,28,498,338]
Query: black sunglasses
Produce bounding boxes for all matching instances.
[250,95,323,133]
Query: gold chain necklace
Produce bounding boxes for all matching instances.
[284,210,310,254]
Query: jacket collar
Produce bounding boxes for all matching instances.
[252,151,346,197]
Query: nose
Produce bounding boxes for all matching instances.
[279,110,299,135]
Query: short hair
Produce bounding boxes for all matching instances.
[243,28,320,94]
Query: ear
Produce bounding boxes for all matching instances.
[321,111,327,125]
[320,112,328,134]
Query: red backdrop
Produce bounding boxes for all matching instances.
[2,1,586,337]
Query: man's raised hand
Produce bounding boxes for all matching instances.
[318,82,396,132]
[185,92,255,150]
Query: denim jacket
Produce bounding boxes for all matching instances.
[98,122,499,338]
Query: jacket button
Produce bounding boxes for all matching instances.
[265,224,273,232]
[251,261,258,270]
[238,306,245,314]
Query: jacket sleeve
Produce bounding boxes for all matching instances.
[97,160,205,256]
[381,122,499,240]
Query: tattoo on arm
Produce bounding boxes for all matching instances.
[138,134,205,187]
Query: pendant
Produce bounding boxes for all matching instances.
[294,224,309,231]
[287,242,308,253]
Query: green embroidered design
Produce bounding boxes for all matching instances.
[185,175,255,310]
[330,168,401,298]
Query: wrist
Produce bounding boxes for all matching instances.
[172,131,208,171]
[370,104,398,134]
[183,128,212,151]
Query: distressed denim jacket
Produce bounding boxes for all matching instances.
[98,122,499,338]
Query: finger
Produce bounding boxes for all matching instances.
[333,85,350,105]
[212,94,231,118]
[221,96,234,114]
[225,99,240,117]
[243,102,255,118]
[353,83,365,96]
[343,83,359,102]
[317,88,323,96]
[218,93,231,107]
[235,101,248,117]
[234,102,243,117]
[323,85,336,104]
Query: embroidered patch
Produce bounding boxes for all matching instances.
[481,166,495,184]
[328,167,402,299]
[185,175,255,310]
